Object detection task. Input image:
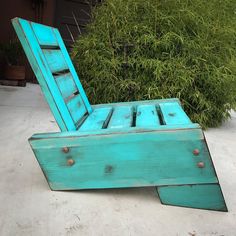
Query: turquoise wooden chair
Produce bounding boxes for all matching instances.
[12,17,227,211]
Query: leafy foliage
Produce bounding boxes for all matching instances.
[72,0,236,128]
[0,39,24,65]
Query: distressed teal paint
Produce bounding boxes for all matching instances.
[79,107,112,131]
[136,104,160,127]
[94,98,180,109]
[157,184,227,211]
[13,18,227,211]
[66,94,87,125]
[31,22,58,47]
[55,73,77,99]
[160,102,191,125]
[42,49,68,73]
[30,128,218,190]
[108,106,133,129]
[12,18,91,131]
[52,28,92,114]
[31,123,201,139]
[12,18,76,131]
[12,18,67,131]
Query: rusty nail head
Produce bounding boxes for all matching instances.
[193,149,200,155]
[197,162,205,168]
[67,159,75,166]
[62,147,69,153]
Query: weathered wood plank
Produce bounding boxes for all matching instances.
[31,22,58,47]
[108,106,133,129]
[136,104,160,127]
[55,73,77,99]
[31,123,201,139]
[79,107,112,131]
[42,49,68,73]
[12,18,74,131]
[67,94,87,125]
[30,128,218,190]
[93,98,180,109]
[13,17,92,131]
[53,28,92,113]
[157,184,227,211]
[159,102,191,125]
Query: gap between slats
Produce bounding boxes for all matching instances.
[76,102,188,132]
[104,104,165,130]
[40,45,60,50]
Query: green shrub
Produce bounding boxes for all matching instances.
[72,0,236,128]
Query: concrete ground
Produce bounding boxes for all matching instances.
[0,83,235,236]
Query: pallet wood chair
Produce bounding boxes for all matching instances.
[12,17,227,211]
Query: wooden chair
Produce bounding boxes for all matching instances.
[12,17,227,211]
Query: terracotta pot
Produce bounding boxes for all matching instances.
[4,65,25,80]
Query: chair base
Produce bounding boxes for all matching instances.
[29,125,227,211]
[157,183,227,211]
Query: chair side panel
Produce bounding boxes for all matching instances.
[30,128,218,190]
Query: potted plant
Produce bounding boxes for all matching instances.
[0,39,25,80]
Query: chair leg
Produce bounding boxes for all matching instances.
[156,183,227,211]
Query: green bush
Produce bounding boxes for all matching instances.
[72,0,236,128]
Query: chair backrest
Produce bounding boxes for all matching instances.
[12,17,92,131]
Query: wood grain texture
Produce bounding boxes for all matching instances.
[30,123,201,139]
[30,128,218,190]
[108,106,133,129]
[79,107,112,131]
[157,184,227,211]
[136,104,160,127]
[12,17,92,131]
[31,22,58,47]
[159,102,191,125]
[93,98,180,108]
[53,28,92,113]
[12,18,70,131]
[55,73,77,99]
[42,49,68,73]
[67,94,87,125]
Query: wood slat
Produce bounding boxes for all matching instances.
[29,128,219,191]
[159,102,191,125]
[31,22,58,47]
[42,49,68,73]
[79,107,112,131]
[108,106,133,129]
[12,18,75,131]
[136,104,160,127]
[157,184,227,211]
[53,28,92,114]
[55,73,77,99]
[67,94,87,125]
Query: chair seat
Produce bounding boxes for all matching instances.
[78,99,191,132]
